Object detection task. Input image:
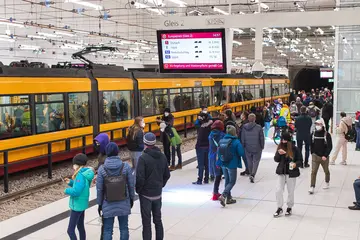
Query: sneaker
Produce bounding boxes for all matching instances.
[329,160,335,165]
[349,205,360,210]
[192,180,202,185]
[169,165,176,171]
[240,170,250,176]
[249,175,255,183]
[211,193,221,201]
[273,208,283,218]
[175,164,182,170]
[218,195,226,207]
[340,161,347,165]
[226,197,237,205]
[304,163,310,168]
[285,208,292,216]
[308,187,315,194]
[323,182,330,189]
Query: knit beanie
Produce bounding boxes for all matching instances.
[226,125,237,136]
[281,131,292,142]
[211,120,224,131]
[144,132,156,146]
[73,153,88,166]
[106,142,119,157]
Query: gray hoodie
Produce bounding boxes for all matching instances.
[241,122,265,153]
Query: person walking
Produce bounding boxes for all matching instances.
[127,116,145,171]
[94,133,110,168]
[96,142,135,240]
[136,132,171,240]
[295,106,313,168]
[218,125,245,207]
[157,108,174,165]
[331,112,352,165]
[273,132,302,217]
[241,113,265,183]
[307,102,321,133]
[322,99,333,132]
[295,97,303,114]
[239,111,250,176]
[309,119,333,194]
[193,113,213,184]
[160,122,182,170]
[64,154,95,240]
[263,104,272,139]
[208,120,225,200]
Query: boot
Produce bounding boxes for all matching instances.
[226,197,236,204]
[211,193,221,201]
[175,164,182,169]
[169,165,176,171]
[240,170,250,176]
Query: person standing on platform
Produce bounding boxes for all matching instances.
[295,97,303,114]
[239,111,250,176]
[309,119,333,194]
[157,108,174,165]
[96,142,135,240]
[193,112,213,185]
[307,102,321,132]
[331,112,353,165]
[218,125,245,207]
[208,120,225,200]
[160,122,182,170]
[195,106,212,128]
[322,99,333,132]
[136,132,170,240]
[127,116,145,171]
[241,113,265,183]
[65,153,95,240]
[273,132,302,217]
[295,106,313,168]
[93,133,110,168]
[263,104,272,139]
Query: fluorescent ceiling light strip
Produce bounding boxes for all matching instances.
[233,41,242,45]
[0,38,15,42]
[38,32,60,38]
[55,31,76,37]
[259,3,269,9]
[73,30,89,34]
[141,46,151,50]
[168,0,187,7]
[232,28,244,34]
[19,45,40,50]
[213,7,229,15]
[65,0,104,10]
[0,21,24,28]
[27,35,46,39]
[134,2,165,14]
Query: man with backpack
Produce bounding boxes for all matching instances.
[218,125,245,207]
[307,102,321,132]
[331,112,353,165]
[136,132,171,240]
[241,113,265,183]
[309,119,333,194]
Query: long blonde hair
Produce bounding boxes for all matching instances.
[129,116,144,140]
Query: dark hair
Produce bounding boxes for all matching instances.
[242,111,249,118]
[340,112,346,118]
[300,106,307,114]
[201,106,207,110]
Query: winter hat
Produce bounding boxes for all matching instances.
[211,120,224,131]
[164,108,171,113]
[73,153,88,166]
[281,131,292,142]
[106,142,119,157]
[144,132,156,146]
[315,118,325,126]
[226,125,237,136]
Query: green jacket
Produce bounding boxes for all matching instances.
[64,168,94,212]
[167,127,182,147]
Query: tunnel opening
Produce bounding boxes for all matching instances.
[293,68,334,92]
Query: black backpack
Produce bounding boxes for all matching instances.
[218,138,233,163]
[343,121,356,142]
[103,164,127,202]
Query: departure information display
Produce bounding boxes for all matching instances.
[157,29,227,73]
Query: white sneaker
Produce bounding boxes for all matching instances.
[329,161,335,165]
[323,182,330,189]
[309,187,315,194]
[340,161,347,165]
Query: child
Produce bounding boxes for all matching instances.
[64,153,95,240]
[208,120,225,200]
[160,122,182,170]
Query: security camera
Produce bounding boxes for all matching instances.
[251,61,265,79]
[130,1,135,5]
[211,6,214,9]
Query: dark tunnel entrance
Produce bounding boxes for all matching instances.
[293,68,334,92]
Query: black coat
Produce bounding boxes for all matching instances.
[322,102,333,120]
[274,145,302,178]
[127,129,144,152]
[311,130,333,158]
[136,147,170,197]
[295,114,312,140]
[196,120,213,148]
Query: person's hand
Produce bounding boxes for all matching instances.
[291,162,296,168]
[98,205,102,216]
[198,116,202,120]
[278,149,286,155]
[64,178,70,184]
[130,199,134,208]
[92,175,97,184]
[322,156,327,161]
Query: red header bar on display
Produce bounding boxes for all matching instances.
[163,63,224,69]
[161,32,222,39]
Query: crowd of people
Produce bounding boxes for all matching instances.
[61,86,360,240]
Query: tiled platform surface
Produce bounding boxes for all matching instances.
[2,137,360,240]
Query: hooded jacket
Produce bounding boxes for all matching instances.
[94,133,110,167]
[196,119,213,148]
[241,122,265,153]
[96,157,135,218]
[217,134,245,169]
[208,129,225,154]
[65,168,94,212]
[136,147,170,197]
[336,116,353,136]
[274,144,302,178]
[280,106,291,123]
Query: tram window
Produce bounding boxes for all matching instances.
[155,89,169,115]
[254,85,260,99]
[35,94,63,103]
[140,90,154,116]
[249,86,256,100]
[170,88,181,112]
[35,103,65,134]
[181,88,193,111]
[68,93,90,128]
[194,88,203,108]
[203,87,212,106]
[228,86,236,103]
[0,95,31,139]
[103,91,131,122]
[265,84,271,98]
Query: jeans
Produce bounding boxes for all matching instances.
[276,175,296,208]
[264,121,271,138]
[222,167,237,198]
[297,137,310,165]
[67,210,85,240]
[171,144,182,166]
[311,154,330,187]
[163,136,171,165]
[196,148,209,182]
[357,128,360,149]
[139,195,164,240]
[130,151,142,185]
[102,215,129,240]
[354,179,360,206]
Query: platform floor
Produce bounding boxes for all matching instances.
[1,137,360,240]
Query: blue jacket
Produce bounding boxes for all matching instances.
[217,134,245,169]
[64,168,94,212]
[96,156,135,218]
[208,130,225,156]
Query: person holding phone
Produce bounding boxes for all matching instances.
[273,132,302,217]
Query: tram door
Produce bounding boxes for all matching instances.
[213,81,223,106]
